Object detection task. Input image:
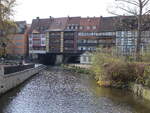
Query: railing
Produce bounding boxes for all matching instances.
[3,64,46,77]
[4,64,35,75]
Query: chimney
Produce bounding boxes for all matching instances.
[68,16,70,19]
[36,17,40,20]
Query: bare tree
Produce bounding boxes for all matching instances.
[109,0,150,61]
[0,0,17,56]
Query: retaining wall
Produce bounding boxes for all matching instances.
[0,64,46,95]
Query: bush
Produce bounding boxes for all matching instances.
[142,52,150,62]
[90,47,150,88]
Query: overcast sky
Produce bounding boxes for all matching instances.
[14,0,114,23]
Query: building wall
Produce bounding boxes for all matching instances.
[116,31,150,55]
[80,52,92,64]
[63,31,78,53]
[48,31,61,53]
[29,33,46,54]
[7,34,28,57]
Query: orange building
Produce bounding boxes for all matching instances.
[7,21,28,57]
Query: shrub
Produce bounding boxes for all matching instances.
[135,64,150,87]
[142,52,150,62]
[90,47,150,88]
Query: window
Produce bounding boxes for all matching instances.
[15,42,22,46]
[29,35,32,39]
[15,48,23,52]
[116,31,121,37]
[75,26,78,30]
[127,31,132,37]
[64,40,74,43]
[87,26,90,30]
[41,40,45,45]
[32,34,40,38]
[80,26,83,30]
[29,40,32,45]
[92,26,96,30]
[83,56,87,62]
[41,34,45,38]
[15,36,23,40]
[33,40,41,45]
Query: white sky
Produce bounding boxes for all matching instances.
[14,0,114,23]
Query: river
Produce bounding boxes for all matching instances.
[0,67,150,113]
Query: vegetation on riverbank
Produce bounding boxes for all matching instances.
[62,47,150,89]
[62,64,91,75]
[91,48,150,88]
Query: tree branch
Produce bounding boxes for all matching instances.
[142,0,150,7]
[116,0,139,6]
[117,5,138,16]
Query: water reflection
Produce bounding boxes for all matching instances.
[0,67,150,113]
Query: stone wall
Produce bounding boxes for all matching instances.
[0,65,46,95]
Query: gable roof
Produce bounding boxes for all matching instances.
[29,18,51,34]
[15,21,27,34]
[79,17,100,32]
[99,17,117,32]
[67,17,81,25]
[48,17,68,31]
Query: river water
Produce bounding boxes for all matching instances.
[0,67,150,113]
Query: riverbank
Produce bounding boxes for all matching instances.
[63,64,150,102]
[0,64,46,96]
[129,83,150,102]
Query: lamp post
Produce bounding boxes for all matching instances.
[2,42,7,58]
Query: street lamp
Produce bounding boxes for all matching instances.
[1,42,7,58]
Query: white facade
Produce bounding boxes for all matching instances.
[116,30,150,55]
[80,52,92,64]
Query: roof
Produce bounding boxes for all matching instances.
[28,16,140,34]
[29,18,51,34]
[81,51,92,56]
[15,21,27,34]
[79,17,100,32]
[67,17,81,25]
[99,17,117,32]
[48,17,68,31]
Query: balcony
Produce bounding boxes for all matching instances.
[29,50,46,54]
[78,43,97,46]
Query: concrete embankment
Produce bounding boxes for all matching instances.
[0,64,46,95]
